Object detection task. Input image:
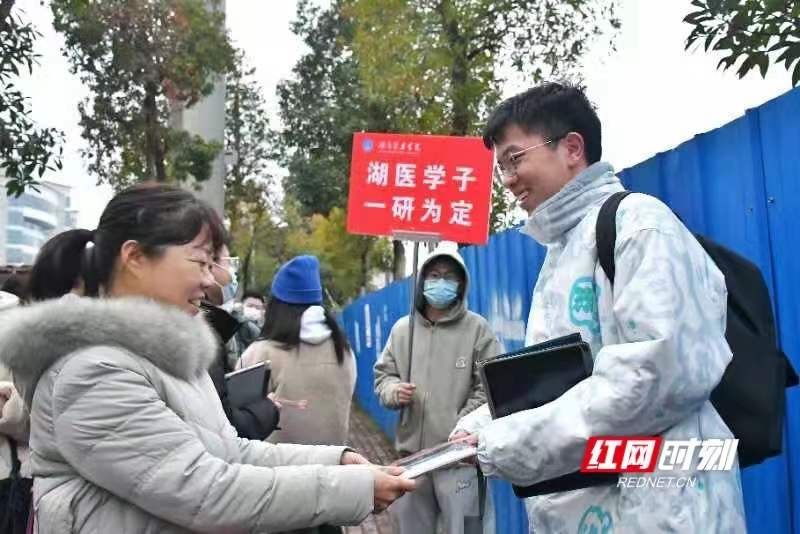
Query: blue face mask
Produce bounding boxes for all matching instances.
[423,278,459,309]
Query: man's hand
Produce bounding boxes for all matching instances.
[372,466,416,513]
[449,431,479,465]
[449,431,478,446]
[395,383,416,406]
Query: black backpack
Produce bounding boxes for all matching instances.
[596,191,798,468]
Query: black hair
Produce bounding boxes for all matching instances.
[482,81,602,165]
[29,183,226,300]
[241,290,265,304]
[259,297,350,365]
[1,271,29,302]
[29,229,92,301]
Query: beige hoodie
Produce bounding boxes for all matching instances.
[239,306,357,446]
[373,247,502,454]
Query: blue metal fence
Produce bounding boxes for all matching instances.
[341,87,800,533]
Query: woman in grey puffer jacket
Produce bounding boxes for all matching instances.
[0,185,413,533]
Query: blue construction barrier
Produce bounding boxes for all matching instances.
[342,87,800,533]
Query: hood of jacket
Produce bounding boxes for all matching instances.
[0,296,218,405]
[521,161,623,245]
[299,305,332,345]
[414,245,469,324]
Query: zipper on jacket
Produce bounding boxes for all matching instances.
[418,322,435,452]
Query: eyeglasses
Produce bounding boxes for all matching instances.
[215,256,241,273]
[185,256,240,276]
[186,257,215,275]
[494,134,566,179]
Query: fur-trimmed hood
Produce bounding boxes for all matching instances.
[0,296,217,405]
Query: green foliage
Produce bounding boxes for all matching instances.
[287,207,393,305]
[684,0,800,85]
[1,0,64,196]
[344,0,618,231]
[168,131,222,184]
[224,48,278,292]
[50,0,234,189]
[277,0,406,289]
[277,0,402,218]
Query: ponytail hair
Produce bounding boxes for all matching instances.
[29,229,94,301]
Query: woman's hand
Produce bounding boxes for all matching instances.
[267,392,308,410]
[266,392,282,410]
[372,466,416,513]
[341,450,371,465]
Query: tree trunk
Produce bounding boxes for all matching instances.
[143,81,166,181]
[439,0,473,242]
[392,239,405,281]
[0,0,15,32]
[241,241,254,292]
[438,0,470,136]
[240,213,263,292]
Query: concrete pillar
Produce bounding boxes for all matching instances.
[170,0,227,217]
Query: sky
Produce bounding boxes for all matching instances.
[16,0,794,229]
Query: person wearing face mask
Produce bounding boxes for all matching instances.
[374,246,503,534]
[203,245,282,441]
[239,255,358,534]
[234,291,266,354]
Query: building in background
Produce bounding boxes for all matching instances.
[0,180,78,265]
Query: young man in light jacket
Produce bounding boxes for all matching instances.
[375,246,503,534]
[452,83,746,532]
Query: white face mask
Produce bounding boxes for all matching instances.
[242,305,263,324]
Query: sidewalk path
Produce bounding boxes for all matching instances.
[344,405,399,534]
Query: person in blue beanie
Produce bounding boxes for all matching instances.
[240,255,359,534]
[241,255,355,447]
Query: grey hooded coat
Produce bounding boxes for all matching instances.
[0,297,374,533]
[374,247,503,454]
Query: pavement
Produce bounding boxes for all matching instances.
[343,405,400,534]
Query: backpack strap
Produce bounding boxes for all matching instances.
[596,191,632,285]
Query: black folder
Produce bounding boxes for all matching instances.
[224,362,270,409]
[477,332,618,497]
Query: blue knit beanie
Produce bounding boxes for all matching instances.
[271,255,323,305]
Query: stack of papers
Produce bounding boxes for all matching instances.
[394,441,477,479]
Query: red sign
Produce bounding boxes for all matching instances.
[580,437,663,473]
[347,132,493,244]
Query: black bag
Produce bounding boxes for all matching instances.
[0,439,32,534]
[478,333,618,497]
[596,191,798,467]
[202,302,281,441]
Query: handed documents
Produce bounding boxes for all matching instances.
[394,441,477,479]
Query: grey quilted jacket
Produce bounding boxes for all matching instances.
[0,297,374,533]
